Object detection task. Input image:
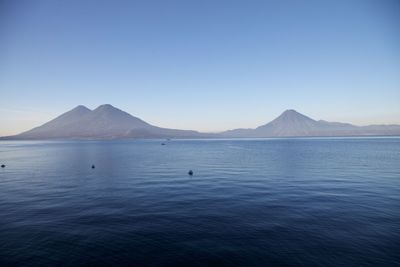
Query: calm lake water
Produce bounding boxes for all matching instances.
[0,138,399,266]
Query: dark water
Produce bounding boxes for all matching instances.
[0,138,399,266]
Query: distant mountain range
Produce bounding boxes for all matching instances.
[222,109,400,137]
[1,105,400,140]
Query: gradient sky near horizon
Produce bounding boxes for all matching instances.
[1,0,399,135]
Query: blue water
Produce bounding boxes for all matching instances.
[0,138,399,266]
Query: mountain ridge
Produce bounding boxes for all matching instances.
[1,105,400,139]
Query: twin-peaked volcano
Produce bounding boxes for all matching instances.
[2,106,400,139]
[12,104,207,139]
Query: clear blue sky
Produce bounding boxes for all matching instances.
[1,0,399,135]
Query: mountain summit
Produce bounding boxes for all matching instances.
[271,109,315,124]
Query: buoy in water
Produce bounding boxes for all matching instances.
[188,170,193,176]
[91,165,95,169]
[1,164,5,168]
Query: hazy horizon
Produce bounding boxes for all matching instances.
[1,0,400,135]
[2,104,400,136]
[0,104,400,139]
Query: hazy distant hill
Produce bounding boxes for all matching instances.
[222,109,400,137]
[2,106,400,140]
[4,104,211,139]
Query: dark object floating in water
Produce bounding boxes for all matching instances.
[161,143,166,145]
[91,165,95,169]
[188,170,193,176]
[1,164,5,168]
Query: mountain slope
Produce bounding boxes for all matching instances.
[16,105,93,138]
[255,109,322,136]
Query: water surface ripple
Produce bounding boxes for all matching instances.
[0,138,399,266]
